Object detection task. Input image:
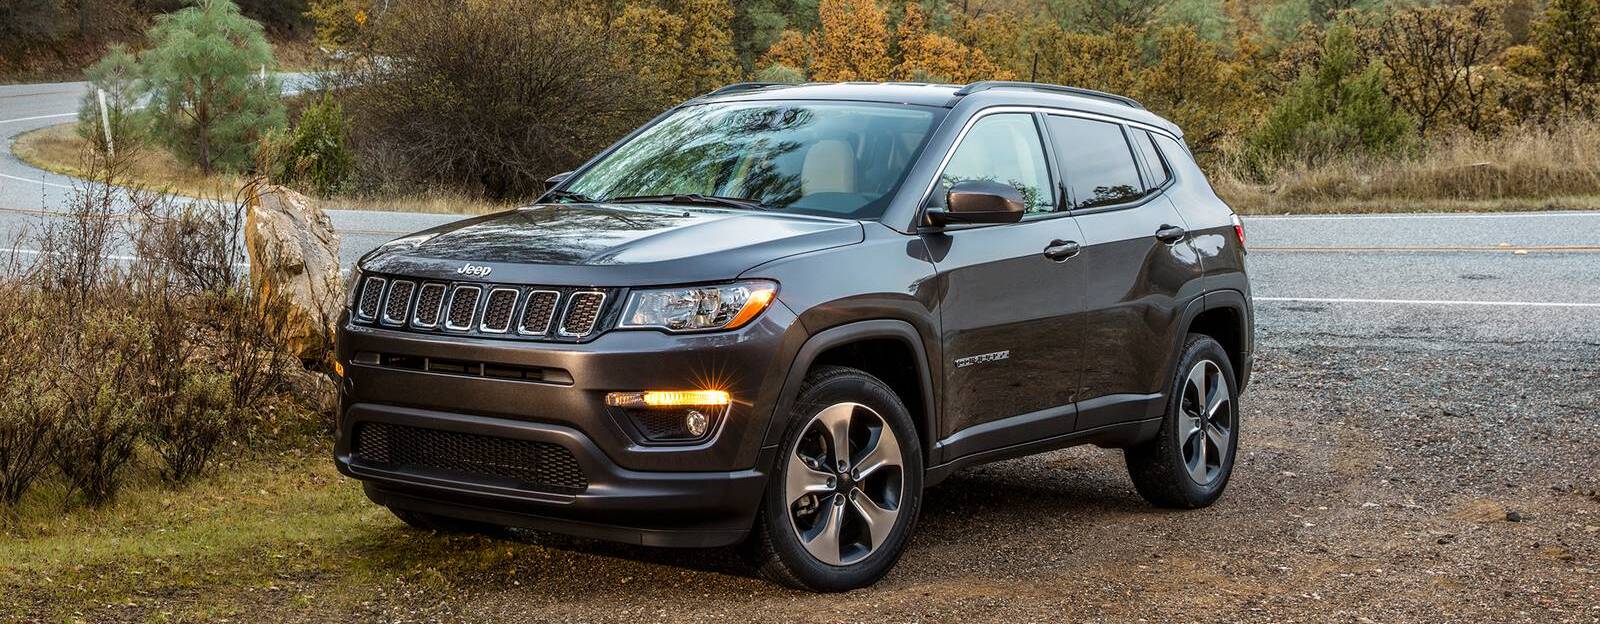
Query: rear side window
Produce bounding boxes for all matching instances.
[1131,130,1171,189]
[1045,115,1144,209]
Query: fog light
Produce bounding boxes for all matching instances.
[684,409,710,437]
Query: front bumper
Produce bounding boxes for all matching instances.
[332,302,806,546]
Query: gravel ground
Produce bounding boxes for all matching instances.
[262,333,1597,623]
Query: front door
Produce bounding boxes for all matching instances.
[924,112,1087,455]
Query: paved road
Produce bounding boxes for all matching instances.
[5,80,1599,345]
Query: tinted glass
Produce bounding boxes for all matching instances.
[935,113,1054,214]
[565,102,941,219]
[1045,116,1144,209]
[1132,130,1171,189]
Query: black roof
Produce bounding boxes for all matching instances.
[697,81,1182,137]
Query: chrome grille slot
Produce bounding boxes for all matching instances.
[412,283,447,328]
[480,288,519,333]
[560,292,605,337]
[445,285,481,331]
[518,290,560,336]
[357,277,386,320]
[381,280,415,326]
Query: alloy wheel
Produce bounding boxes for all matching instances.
[1179,360,1233,485]
[785,402,905,566]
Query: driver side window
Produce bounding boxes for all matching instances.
[936,113,1054,214]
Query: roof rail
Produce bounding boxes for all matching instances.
[954,81,1145,110]
[702,82,792,98]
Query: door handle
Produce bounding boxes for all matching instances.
[1155,224,1187,244]
[1043,239,1080,261]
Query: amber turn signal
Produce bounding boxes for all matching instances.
[605,389,731,408]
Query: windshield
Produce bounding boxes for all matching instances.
[562,101,943,220]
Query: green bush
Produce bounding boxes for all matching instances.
[1248,20,1414,172]
[268,95,354,197]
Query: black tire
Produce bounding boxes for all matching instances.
[1125,334,1240,509]
[748,365,924,592]
[389,507,504,536]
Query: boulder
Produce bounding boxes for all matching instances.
[245,184,342,363]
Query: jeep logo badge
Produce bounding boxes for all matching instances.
[456,263,493,278]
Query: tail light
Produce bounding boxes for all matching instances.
[1231,214,1246,251]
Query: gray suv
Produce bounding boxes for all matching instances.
[334,81,1253,591]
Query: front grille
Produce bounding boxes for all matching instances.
[480,288,518,333]
[412,283,447,328]
[357,277,385,320]
[561,292,605,336]
[519,291,560,336]
[353,422,587,493]
[350,273,614,342]
[446,286,481,330]
[382,280,415,326]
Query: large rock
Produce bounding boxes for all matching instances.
[245,184,342,363]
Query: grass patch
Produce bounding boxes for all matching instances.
[13,123,510,215]
[0,446,547,621]
[1216,119,1600,215]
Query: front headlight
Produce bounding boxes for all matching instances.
[619,280,778,332]
[344,268,364,309]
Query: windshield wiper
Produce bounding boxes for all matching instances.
[606,194,773,211]
[543,189,596,204]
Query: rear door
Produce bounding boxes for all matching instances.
[924,111,1088,454]
[1042,114,1204,431]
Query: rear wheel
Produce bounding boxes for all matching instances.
[1125,334,1239,509]
[750,366,923,592]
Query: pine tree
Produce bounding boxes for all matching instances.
[141,0,285,174]
[1534,0,1600,114]
[812,0,891,81]
[76,45,146,158]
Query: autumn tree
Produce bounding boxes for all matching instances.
[612,4,689,95]
[1532,0,1600,114]
[760,28,815,76]
[812,0,891,81]
[1138,26,1257,156]
[679,0,741,95]
[893,2,1010,82]
[1031,25,1142,95]
[1047,0,1163,31]
[1375,2,1504,136]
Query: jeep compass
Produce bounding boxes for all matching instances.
[334,81,1253,591]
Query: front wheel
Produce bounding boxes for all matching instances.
[749,366,924,592]
[1125,334,1240,509]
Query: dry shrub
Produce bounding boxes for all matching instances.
[0,155,305,504]
[0,276,59,505]
[1214,117,1600,213]
[335,0,671,199]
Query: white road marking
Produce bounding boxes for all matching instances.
[0,171,73,189]
[1256,296,1600,309]
[1245,212,1600,221]
[0,112,77,125]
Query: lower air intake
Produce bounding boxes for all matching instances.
[353,422,587,493]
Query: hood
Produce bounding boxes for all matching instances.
[359,203,865,286]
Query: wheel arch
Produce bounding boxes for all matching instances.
[761,320,938,465]
[1184,289,1253,392]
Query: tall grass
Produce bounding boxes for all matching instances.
[1214,118,1600,214]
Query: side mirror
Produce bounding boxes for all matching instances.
[545,171,574,188]
[925,179,1026,227]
